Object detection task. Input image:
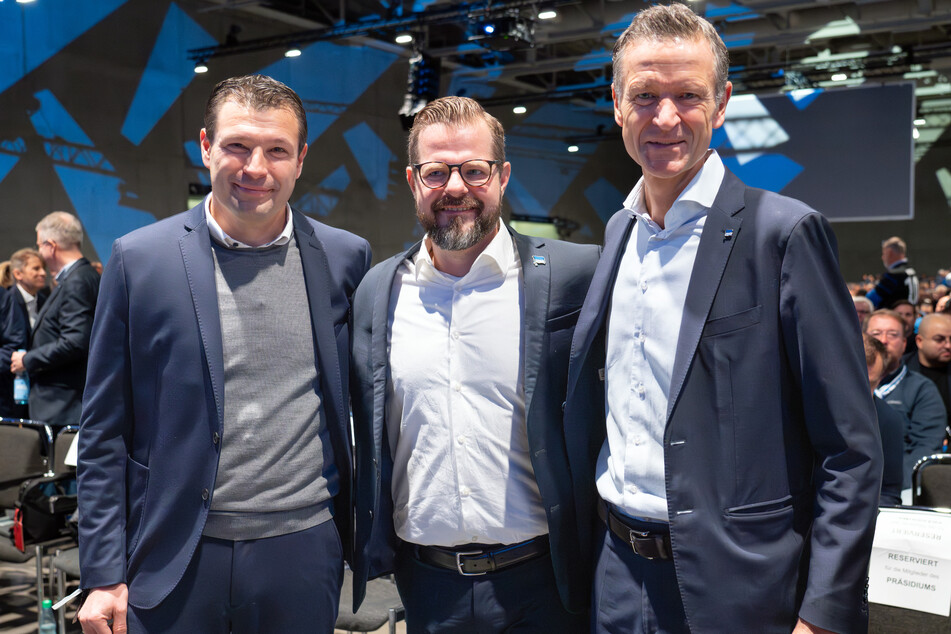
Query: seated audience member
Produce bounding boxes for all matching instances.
[865,334,904,505]
[865,309,947,487]
[905,313,951,448]
[892,299,918,355]
[0,261,12,289]
[853,295,873,325]
[936,295,950,314]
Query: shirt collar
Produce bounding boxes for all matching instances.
[414,220,515,282]
[622,150,724,234]
[204,194,294,249]
[55,258,81,282]
[16,283,36,303]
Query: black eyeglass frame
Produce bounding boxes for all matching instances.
[411,159,503,189]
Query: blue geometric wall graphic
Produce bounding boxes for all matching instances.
[721,154,803,193]
[53,166,155,264]
[183,140,204,167]
[30,90,96,146]
[786,88,823,110]
[343,123,396,201]
[0,0,129,96]
[505,103,606,213]
[0,154,20,187]
[257,42,396,145]
[122,3,217,145]
[584,178,626,225]
[295,165,351,217]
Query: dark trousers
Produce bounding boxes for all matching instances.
[128,519,343,633]
[591,522,688,634]
[395,542,586,633]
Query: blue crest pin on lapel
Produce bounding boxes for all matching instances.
[532,255,547,266]
[723,229,734,240]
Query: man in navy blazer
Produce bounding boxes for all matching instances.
[1,248,48,418]
[10,213,99,427]
[564,6,882,633]
[78,75,370,633]
[351,97,597,631]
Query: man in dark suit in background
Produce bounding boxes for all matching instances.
[77,75,370,633]
[906,312,951,447]
[867,236,918,309]
[564,5,882,633]
[351,96,597,631]
[10,213,98,427]
[1,248,48,418]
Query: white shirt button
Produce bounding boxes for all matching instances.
[452,331,460,340]
[461,486,471,497]
[457,436,466,445]
[453,381,462,392]
[640,280,648,291]
[626,483,639,494]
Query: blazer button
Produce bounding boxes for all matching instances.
[201,488,209,501]
[369,509,374,519]
[213,432,220,445]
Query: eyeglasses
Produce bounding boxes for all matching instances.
[412,159,502,189]
[868,330,903,341]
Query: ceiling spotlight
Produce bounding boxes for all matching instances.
[483,23,496,35]
[914,118,927,126]
[913,128,920,140]
[16,0,38,4]
[194,61,209,74]
[284,47,302,58]
[395,33,414,45]
[538,10,557,20]
[830,72,848,82]
[513,106,527,114]
[567,145,579,153]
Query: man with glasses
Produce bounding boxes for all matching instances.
[865,309,946,488]
[10,211,98,426]
[350,96,598,630]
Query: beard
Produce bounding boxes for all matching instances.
[417,193,501,251]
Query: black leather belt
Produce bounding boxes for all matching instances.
[598,500,672,560]
[413,535,549,576]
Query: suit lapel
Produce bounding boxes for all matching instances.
[179,205,225,427]
[371,244,420,456]
[293,211,344,426]
[567,209,634,396]
[32,258,89,333]
[666,172,745,421]
[512,229,549,426]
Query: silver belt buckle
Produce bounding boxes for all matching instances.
[456,550,488,576]
[629,529,656,560]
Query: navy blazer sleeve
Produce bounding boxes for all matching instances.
[1,288,28,372]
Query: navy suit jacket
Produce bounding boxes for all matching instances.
[565,169,883,633]
[77,204,371,609]
[350,227,599,613]
[24,259,99,426]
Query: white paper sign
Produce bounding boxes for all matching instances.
[868,507,951,616]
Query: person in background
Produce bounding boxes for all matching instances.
[10,213,98,427]
[867,236,918,309]
[853,295,874,325]
[892,299,918,356]
[905,313,951,449]
[864,334,904,505]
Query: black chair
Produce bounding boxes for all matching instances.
[51,546,81,634]
[912,454,951,508]
[0,419,52,510]
[51,426,79,476]
[336,568,405,634]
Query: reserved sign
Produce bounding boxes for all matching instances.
[868,507,951,616]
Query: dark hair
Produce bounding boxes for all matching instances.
[204,74,308,152]
[407,96,505,165]
[613,4,729,107]
[863,334,886,367]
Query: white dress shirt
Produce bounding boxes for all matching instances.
[204,195,293,249]
[597,151,725,521]
[386,225,548,547]
[17,284,38,329]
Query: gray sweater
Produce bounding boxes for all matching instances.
[203,235,336,540]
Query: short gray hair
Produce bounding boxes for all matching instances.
[36,211,84,249]
[613,4,729,107]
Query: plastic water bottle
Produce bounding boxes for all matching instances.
[39,598,57,633]
[13,349,29,405]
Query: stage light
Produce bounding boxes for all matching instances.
[194,61,209,74]
[395,33,414,44]
[284,47,302,58]
[513,106,527,114]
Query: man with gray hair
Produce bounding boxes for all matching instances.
[565,4,882,633]
[10,212,98,426]
[867,236,918,308]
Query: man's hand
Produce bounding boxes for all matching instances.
[78,584,129,634]
[10,350,25,375]
[792,618,836,634]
